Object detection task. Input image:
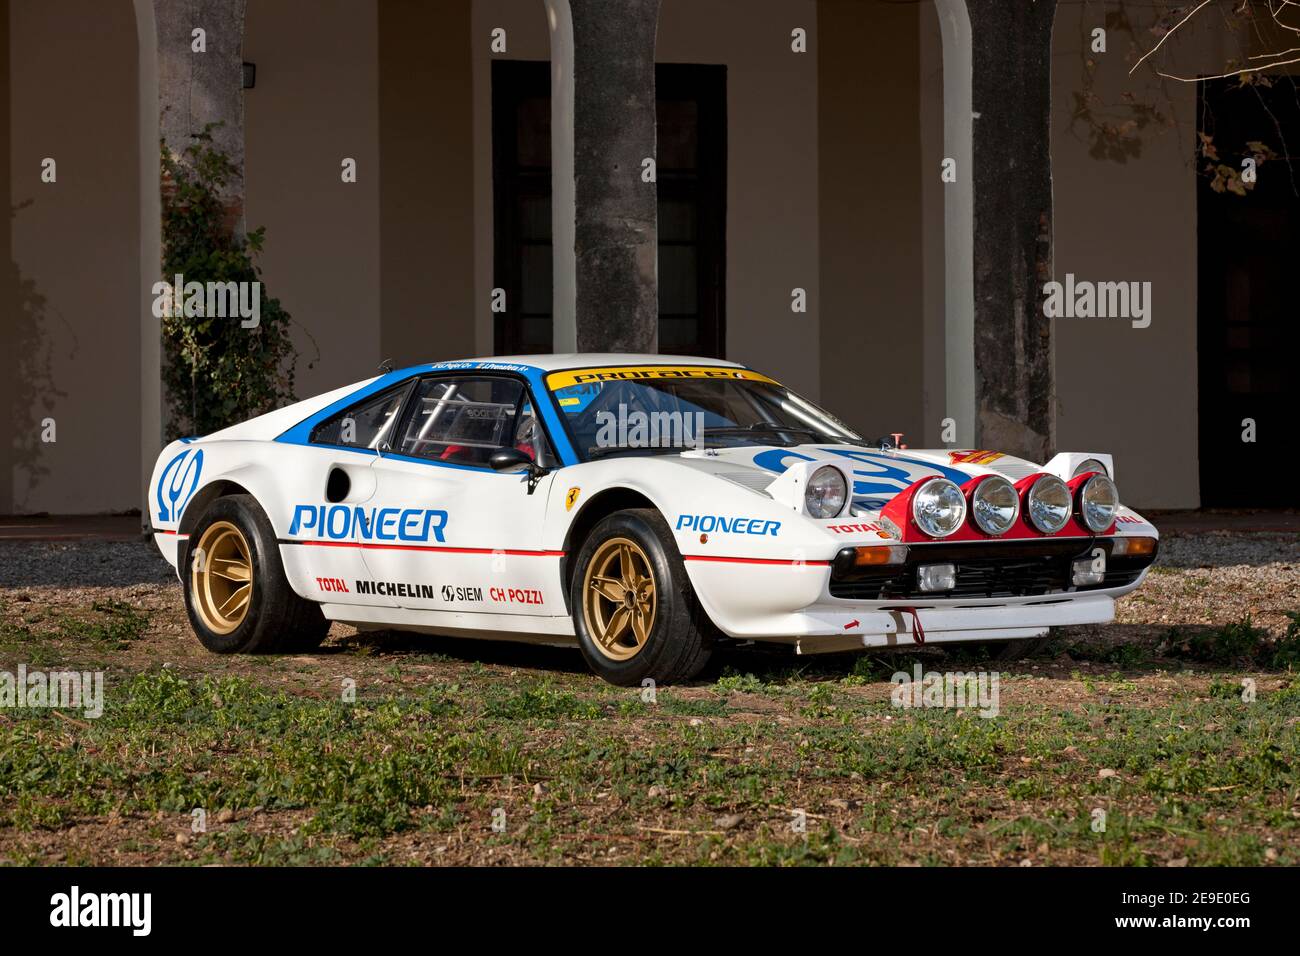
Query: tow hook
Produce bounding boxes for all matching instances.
[898,607,925,645]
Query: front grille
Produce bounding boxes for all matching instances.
[828,538,1153,601]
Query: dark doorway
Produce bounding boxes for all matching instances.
[1197,79,1300,506]
[492,60,726,357]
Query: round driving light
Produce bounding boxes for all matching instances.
[1072,458,1108,479]
[911,478,967,538]
[806,465,847,519]
[971,475,1019,536]
[1026,475,1071,534]
[1079,473,1120,533]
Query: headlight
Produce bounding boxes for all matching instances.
[1079,473,1119,532]
[970,475,1019,536]
[911,478,966,538]
[1026,475,1071,533]
[1072,458,1108,478]
[805,466,847,518]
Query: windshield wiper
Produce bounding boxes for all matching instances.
[586,445,685,460]
[703,422,827,439]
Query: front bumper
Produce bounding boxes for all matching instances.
[790,594,1116,653]
[683,534,1155,652]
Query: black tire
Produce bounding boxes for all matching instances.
[570,508,715,686]
[181,494,329,654]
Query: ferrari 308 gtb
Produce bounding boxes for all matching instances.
[150,355,1159,684]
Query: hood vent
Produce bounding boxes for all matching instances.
[715,471,775,497]
[985,460,1039,481]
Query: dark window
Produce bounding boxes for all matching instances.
[310,383,411,451]
[1197,79,1300,505]
[656,66,726,356]
[492,61,726,357]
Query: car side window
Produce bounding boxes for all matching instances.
[309,383,412,451]
[397,376,534,467]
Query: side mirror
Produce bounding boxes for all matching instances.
[489,447,549,494]
[489,448,533,472]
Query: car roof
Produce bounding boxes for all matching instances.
[413,353,747,374]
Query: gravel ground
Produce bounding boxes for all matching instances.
[0,539,174,589]
[1117,532,1298,638]
[1154,531,1297,569]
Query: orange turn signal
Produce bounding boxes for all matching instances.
[1111,536,1157,557]
[851,545,909,567]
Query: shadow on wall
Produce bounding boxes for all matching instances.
[3,201,66,514]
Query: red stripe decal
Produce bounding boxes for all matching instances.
[285,539,563,557]
[683,554,830,566]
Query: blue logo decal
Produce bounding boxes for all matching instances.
[676,514,780,536]
[288,504,448,543]
[752,448,815,474]
[157,448,204,522]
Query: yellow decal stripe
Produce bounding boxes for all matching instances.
[547,365,778,389]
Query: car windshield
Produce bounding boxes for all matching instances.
[547,366,862,462]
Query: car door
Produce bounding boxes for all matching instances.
[280,380,417,608]
[358,373,566,618]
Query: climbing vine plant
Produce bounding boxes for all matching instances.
[159,125,313,440]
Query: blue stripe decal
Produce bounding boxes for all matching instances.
[275,369,416,447]
[820,448,972,485]
[520,367,578,466]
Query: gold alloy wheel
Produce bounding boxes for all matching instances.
[582,537,657,661]
[191,520,254,634]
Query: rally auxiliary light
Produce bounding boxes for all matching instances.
[1025,474,1072,534]
[1071,553,1106,586]
[1076,472,1120,533]
[881,471,1120,542]
[910,478,966,538]
[968,474,1019,536]
[917,563,957,592]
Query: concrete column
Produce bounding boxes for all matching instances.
[933,0,975,448]
[134,0,162,528]
[153,0,248,236]
[966,0,1058,462]
[545,0,577,352]
[567,0,661,352]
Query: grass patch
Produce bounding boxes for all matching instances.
[3,589,1298,866]
[1163,613,1300,670]
[57,600,149,647]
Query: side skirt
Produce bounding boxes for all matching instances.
[319,602,577,644]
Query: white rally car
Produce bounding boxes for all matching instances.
[149,354,1159,685]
